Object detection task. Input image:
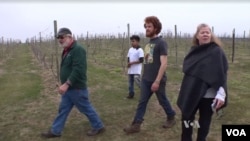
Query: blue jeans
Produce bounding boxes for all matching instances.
[51,88,104,135]
[128,74,141,96]
[133,79,176,123]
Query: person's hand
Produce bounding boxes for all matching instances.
[151,81,160,92]
[58,83,69,95]
[214,98,225,110]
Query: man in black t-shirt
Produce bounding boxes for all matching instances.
[123,16,176,134]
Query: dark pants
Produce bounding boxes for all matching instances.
[133,79,176,123]
[128,74,141,97]
[181,98,214,141]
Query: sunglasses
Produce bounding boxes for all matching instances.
[57,36,65,39]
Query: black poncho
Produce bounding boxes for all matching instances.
[177,42,228,119]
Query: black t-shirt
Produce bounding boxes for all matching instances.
[142,37,168,82]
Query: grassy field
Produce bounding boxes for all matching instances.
[0,39,249,141]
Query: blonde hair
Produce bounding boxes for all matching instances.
[192,23,223,47]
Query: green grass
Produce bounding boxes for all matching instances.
[0,45,43,141]
[0,45,42,105]
[0,38,250,141]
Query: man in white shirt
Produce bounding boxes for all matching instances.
[127,35,144,99]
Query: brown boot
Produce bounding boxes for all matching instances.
[123,122,141,134]
[41,130,61,138]
[162,117,176,128]
[87,127,105,136]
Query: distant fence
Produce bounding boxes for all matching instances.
[14,22,248,81]
[0,37,21,62]
[26,32,249,82]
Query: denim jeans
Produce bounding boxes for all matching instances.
[50,88,104,135]
[181,98,214,141]
[133,79,176,123]
[128,74,141,96]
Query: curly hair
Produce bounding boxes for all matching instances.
[144,16,162,35]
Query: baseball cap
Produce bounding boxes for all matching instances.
[57,27,72,38]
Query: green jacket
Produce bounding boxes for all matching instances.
[60,41,87,89]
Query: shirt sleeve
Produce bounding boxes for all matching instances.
[139,48,144,58]
[127,48,130,58]
[215,86,226,101]
[159,40,168,55]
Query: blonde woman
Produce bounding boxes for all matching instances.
[177,23,228,141]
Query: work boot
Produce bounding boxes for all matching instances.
[87,127,105,136]
[126,95,134,99]
[162,117,176,128]
[41,130,61,138]
[123,122,141,134]
[127,92,134,99]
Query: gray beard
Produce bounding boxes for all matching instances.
[59,42,69,48]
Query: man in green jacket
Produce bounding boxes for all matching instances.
[41,27,105,138]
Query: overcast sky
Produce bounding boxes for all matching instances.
[1,1,250,42]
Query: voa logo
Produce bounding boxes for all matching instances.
[183,120,200,128]
[226,129,246,136]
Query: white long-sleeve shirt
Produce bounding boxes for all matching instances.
[204,86,226,101]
